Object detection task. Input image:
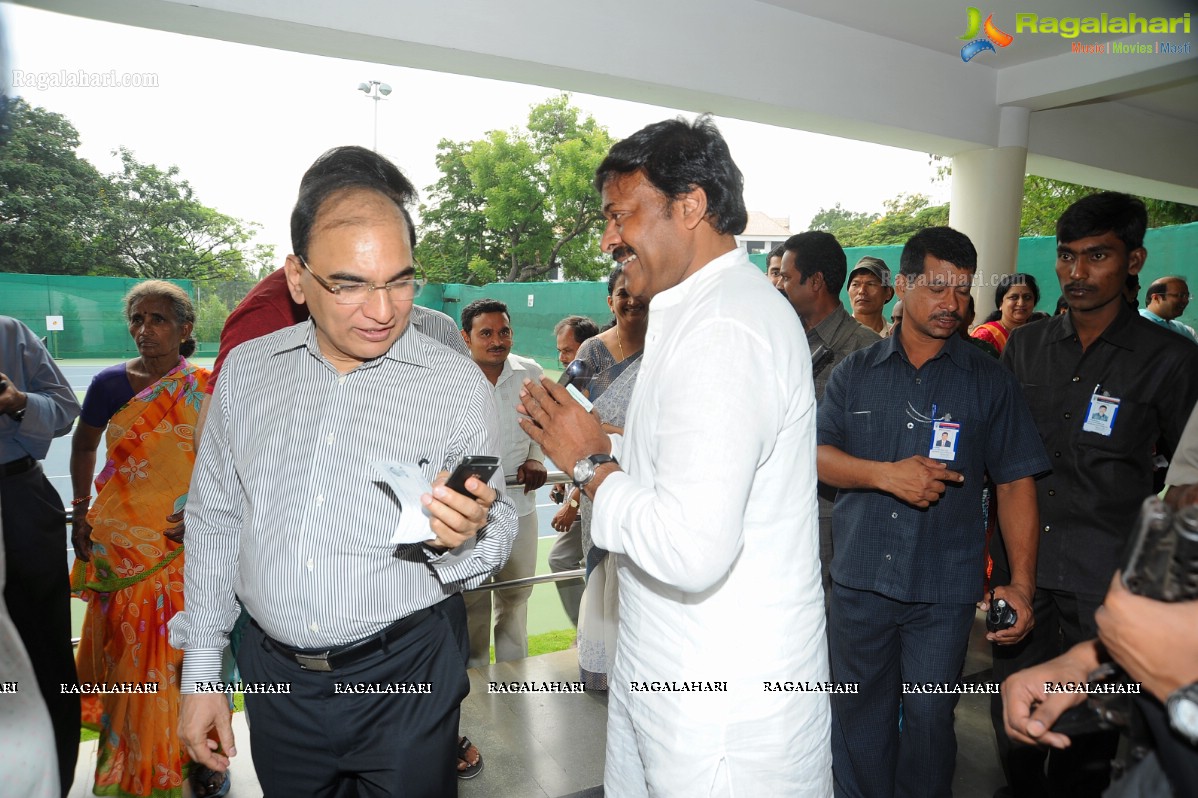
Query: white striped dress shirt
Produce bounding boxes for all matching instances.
[170,320,517,689]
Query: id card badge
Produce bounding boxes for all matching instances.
[929,421,960,460]
[1083,393,1120,437]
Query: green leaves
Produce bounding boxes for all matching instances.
[809,172,1197,246]
[416,94,614,284]
[0,99,273,281]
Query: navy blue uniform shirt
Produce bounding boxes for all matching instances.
[818,331,1050,603]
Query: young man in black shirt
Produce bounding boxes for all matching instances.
[991,192,1198,797]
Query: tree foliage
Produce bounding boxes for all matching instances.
[194,292,230,342]
[0,98,112,274]
[0,99,273,280]
[97,148,271,281]
[809,163,1198,246]
[417,95,614,284]
[1018,175,1198,236]
[809,194,948,247]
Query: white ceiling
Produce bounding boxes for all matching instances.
[764,0,1198,124]
[13,0,1198,202]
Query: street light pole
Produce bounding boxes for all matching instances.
[357,80,392,151]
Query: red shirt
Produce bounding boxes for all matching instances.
[208,269,308,390]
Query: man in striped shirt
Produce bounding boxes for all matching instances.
[171,151,517,795]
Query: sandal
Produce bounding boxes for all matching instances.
[190,764,231,797]
[456,735,484,780]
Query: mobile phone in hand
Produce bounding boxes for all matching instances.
[445,455,500,497]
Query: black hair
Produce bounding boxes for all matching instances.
[594,115,747,236]
[554,315,600,344]
[899,227,978,278]
[1056,192,1147,252]
[995,273,1040,307]
[782,231,847,294]
[602,264,631,329]
[767,243,785,263]
[461,298,509,333]
[124,280,197,358]
[606,263,626,296]
[291,146,419,261]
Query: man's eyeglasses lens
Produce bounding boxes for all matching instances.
[299,256,425,305]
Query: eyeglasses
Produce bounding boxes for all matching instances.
[1163,292,1193,301]
[297,255,425,305]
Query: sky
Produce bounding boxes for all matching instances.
[3,3,949,266]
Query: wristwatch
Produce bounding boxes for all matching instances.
[572,454,618,488]
[1166,682,1198,745]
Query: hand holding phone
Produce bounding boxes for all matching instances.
[444,455,501,498]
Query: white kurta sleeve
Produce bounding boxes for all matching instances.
[591,318,781,593]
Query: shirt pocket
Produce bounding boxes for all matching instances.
[843,408,878,458]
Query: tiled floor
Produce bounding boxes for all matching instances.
[70,613,1006,797]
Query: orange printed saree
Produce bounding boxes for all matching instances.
[71,360,209,798]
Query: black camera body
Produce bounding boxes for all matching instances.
[985,589,1018,632]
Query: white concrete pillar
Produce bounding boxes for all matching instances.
[949,106,1030,320]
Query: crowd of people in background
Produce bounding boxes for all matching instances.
[2,116,1197,798]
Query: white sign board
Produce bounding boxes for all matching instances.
[527,294,535,307]
[46,315,64,331]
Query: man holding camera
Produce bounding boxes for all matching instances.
[817,227,1048,797]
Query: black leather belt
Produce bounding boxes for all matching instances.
[255,606,435,672]
[0,456,36,478]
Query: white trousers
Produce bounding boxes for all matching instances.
[464,509,538,666]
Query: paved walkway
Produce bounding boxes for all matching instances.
[69,612,1005,797]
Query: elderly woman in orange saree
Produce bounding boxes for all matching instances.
[70,281,227,798]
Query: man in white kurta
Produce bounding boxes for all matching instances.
[518,116,831,797]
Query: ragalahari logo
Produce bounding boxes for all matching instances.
[960,7,1014,62]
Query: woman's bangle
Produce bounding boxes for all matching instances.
[71,496,91,506]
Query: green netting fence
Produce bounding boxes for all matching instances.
[2,222,1195,367]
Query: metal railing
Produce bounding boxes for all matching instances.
[67,468,584,645]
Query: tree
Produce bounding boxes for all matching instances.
[0,98,115,274]
[1019,175,1198,236]
[808,203,878,243]
[0,99,274,280]
[415,140,497,284]
[95,148,271,281]
[809,193,947,246]
[194,292,230,342]
[417,95,613,283]
[809,167,1198,246]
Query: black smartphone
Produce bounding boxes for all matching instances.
[444,455,500,497]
